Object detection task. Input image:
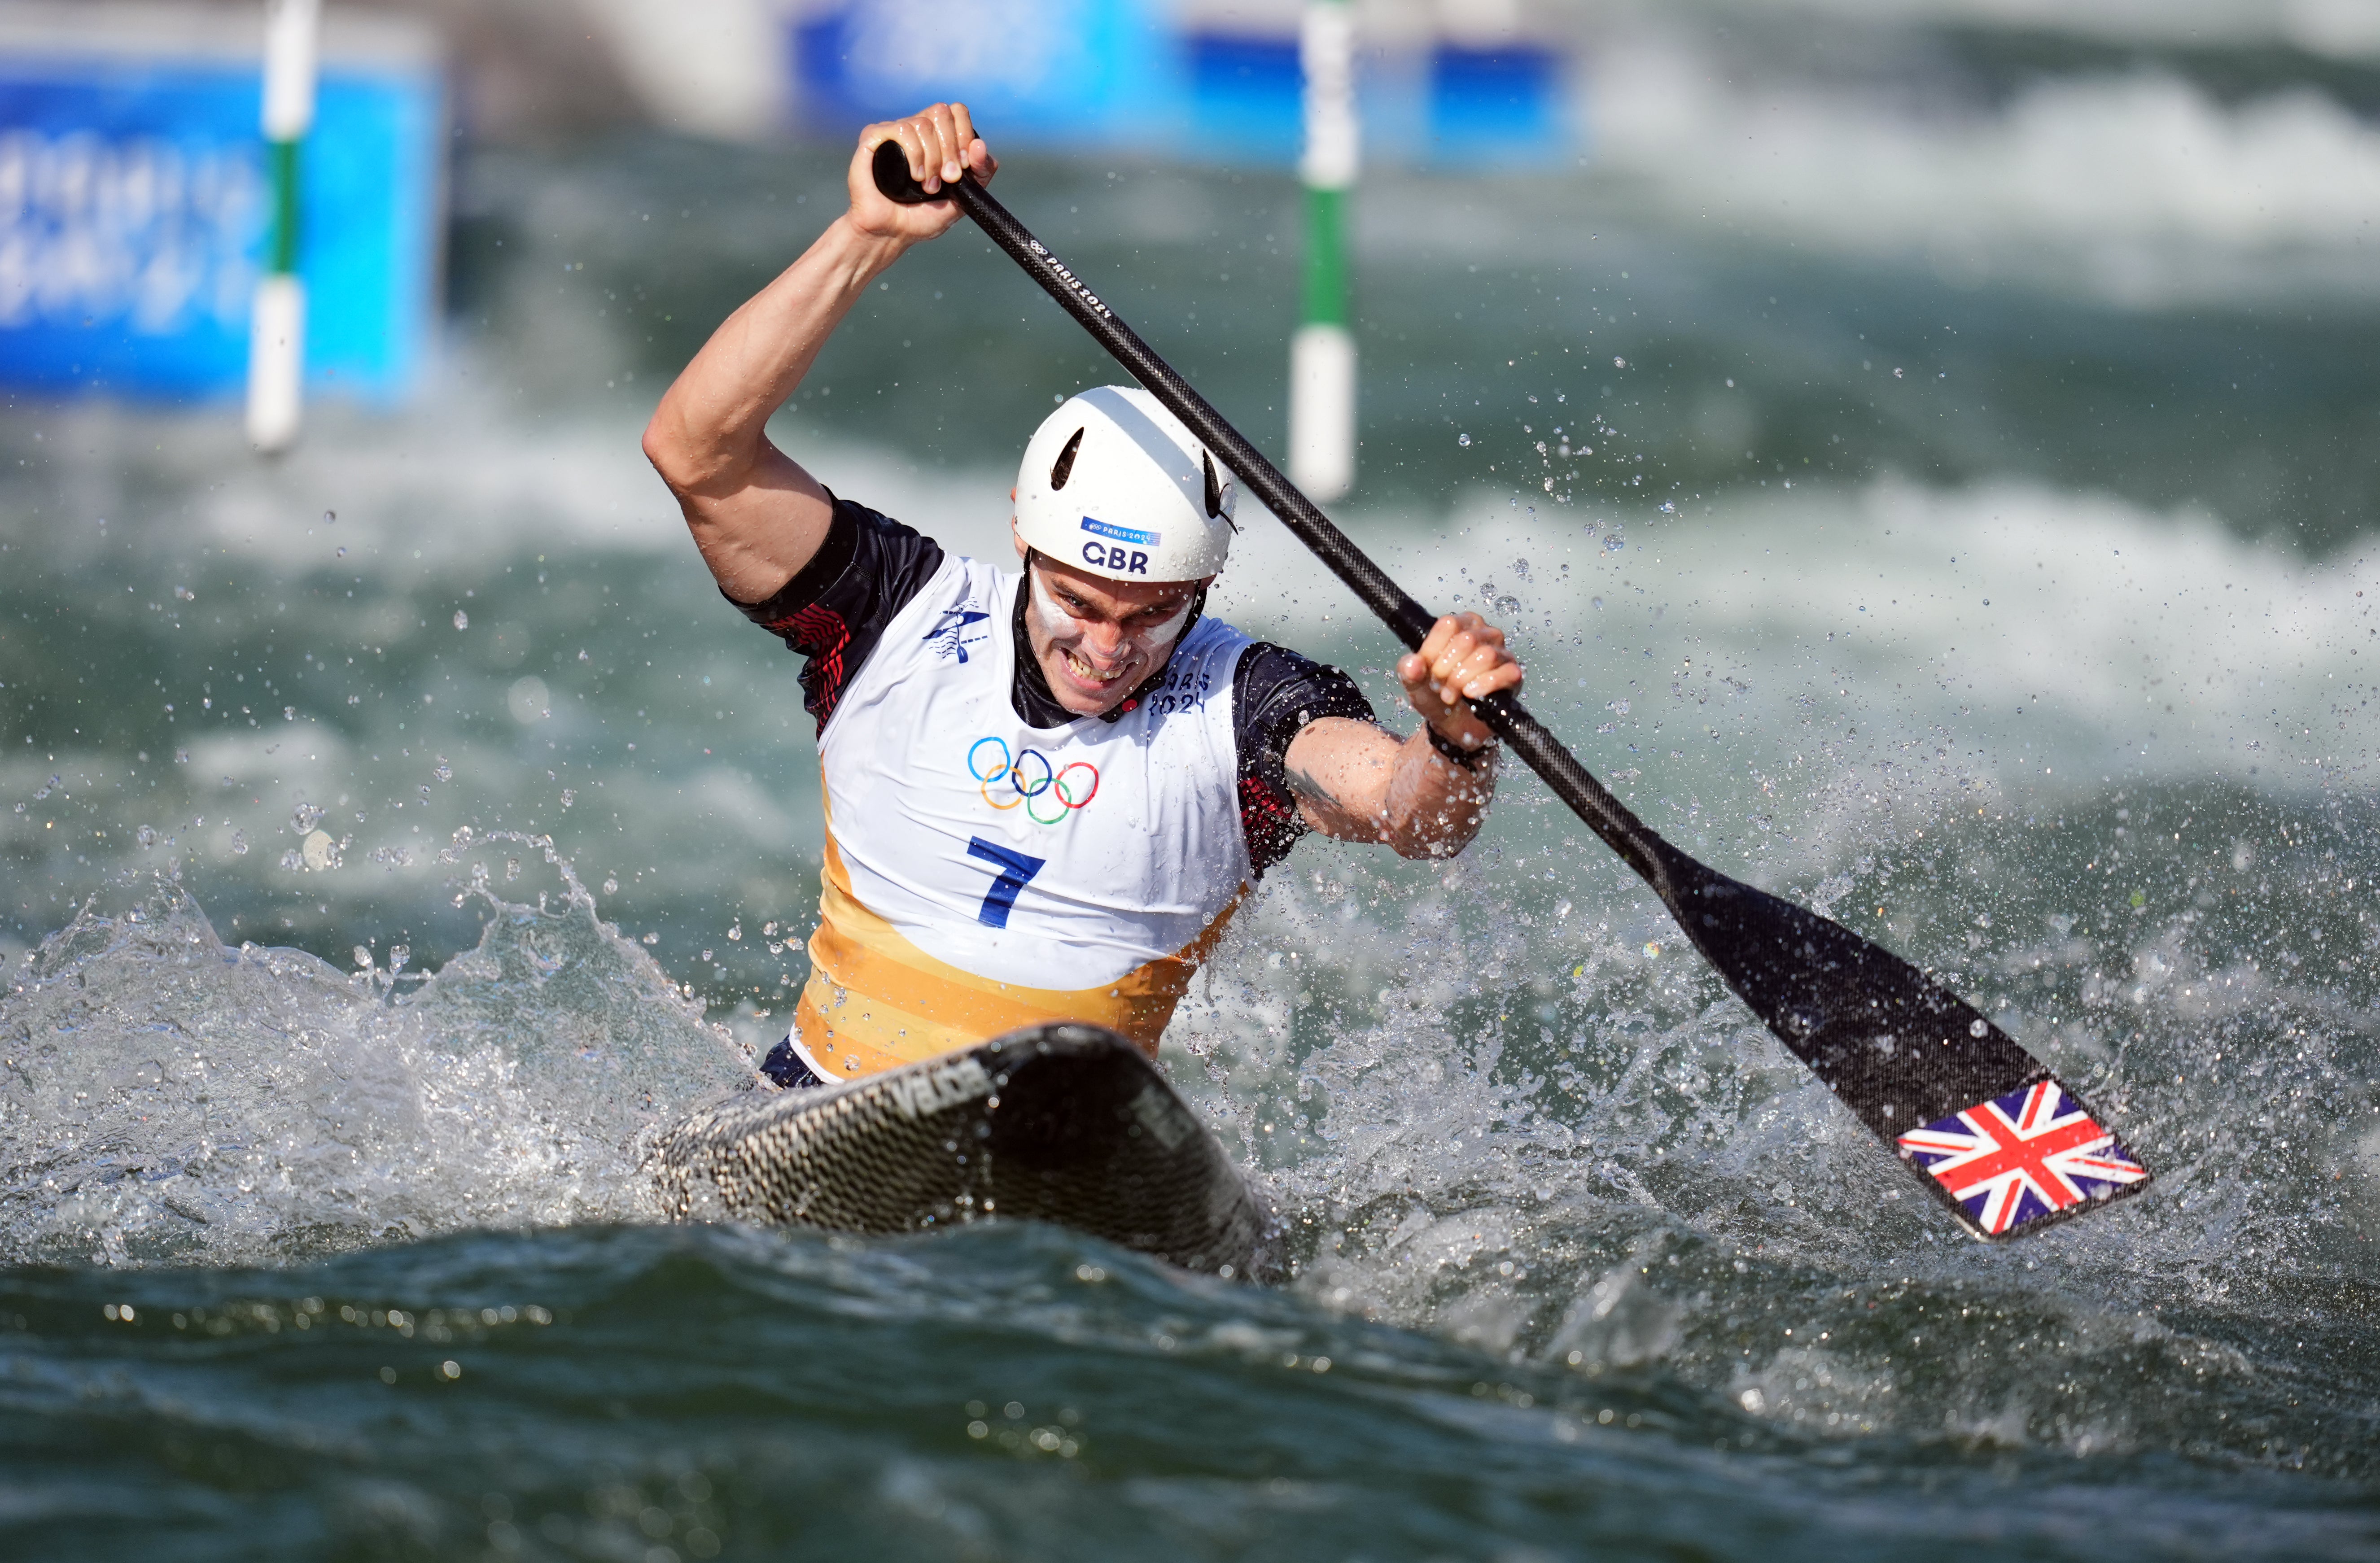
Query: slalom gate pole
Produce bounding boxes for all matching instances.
[246,0,319,455]
[1288,0,1357,501]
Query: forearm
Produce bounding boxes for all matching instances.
[644,215,909,495]
[1286,717,1496,859]
[1374,730,1496,858]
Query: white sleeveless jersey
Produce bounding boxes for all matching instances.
[788,554,1254,1081]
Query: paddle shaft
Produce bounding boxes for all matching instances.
[882,149,1675,899]
[869,145,2155,1241]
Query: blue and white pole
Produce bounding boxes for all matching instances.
[246,0,319,454]
[1288,0,1356,501]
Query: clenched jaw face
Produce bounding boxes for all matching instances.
[1015,536,1210,717]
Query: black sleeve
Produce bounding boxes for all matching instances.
[1231,642,1377,880]
[726,494,945,733]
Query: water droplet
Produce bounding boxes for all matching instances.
[293,802,323,834]
[452,610,468,631]
[1457,432,1471,446]
[727,923,743,942]
[230,830,248,856]
[559,790,576,809]
[508,677,551,724]
[354,946,373,969]
[388,945,409,974]
[322,510,336,524]
[601,877,619,896]
[1969,1018,1988,1038]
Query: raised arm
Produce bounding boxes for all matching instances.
[1283,613,1522,859]
[642,103,997,603]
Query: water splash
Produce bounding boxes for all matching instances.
[1161,786,2380,1476]
[0,844,752,1268]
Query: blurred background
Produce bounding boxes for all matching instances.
[9,12,2380,1551]
[3,0,2376,1037]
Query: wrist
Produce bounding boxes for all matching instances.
[1424,725,1495,772]
[824,212,914,278]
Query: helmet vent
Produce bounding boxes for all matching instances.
[1049,428,1085,491]
[1201,450,1229,523]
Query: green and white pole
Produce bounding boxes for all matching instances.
[246,0,319,454]
[1289,0,1356,501]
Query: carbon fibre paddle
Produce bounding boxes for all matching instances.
[871,140,2150,1240]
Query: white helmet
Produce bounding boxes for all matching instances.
[1014,386,1236,583]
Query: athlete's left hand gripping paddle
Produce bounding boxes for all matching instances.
[871,139,2151,1240]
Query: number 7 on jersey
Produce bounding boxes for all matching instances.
[967,837,1046,928]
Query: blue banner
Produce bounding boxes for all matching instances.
[0,51,442,401]
[794,0,1174,144]
[792,3,1570,171]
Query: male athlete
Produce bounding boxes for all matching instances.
[643,104,1523,1089]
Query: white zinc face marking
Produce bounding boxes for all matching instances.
[1138,594,1196,650]
[1026,563,1079,644]
[1029,565,1195,674]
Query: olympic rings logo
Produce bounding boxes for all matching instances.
[967,737,1100,825]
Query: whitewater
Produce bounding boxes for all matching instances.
[5,80,2380,1559]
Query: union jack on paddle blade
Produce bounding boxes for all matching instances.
[1897,1079,2148,1238]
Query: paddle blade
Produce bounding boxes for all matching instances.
[1659,845,2151,1240]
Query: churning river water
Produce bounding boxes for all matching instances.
[5,76,2380,1560]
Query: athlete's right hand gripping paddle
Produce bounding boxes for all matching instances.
[872,139,2150,1240]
